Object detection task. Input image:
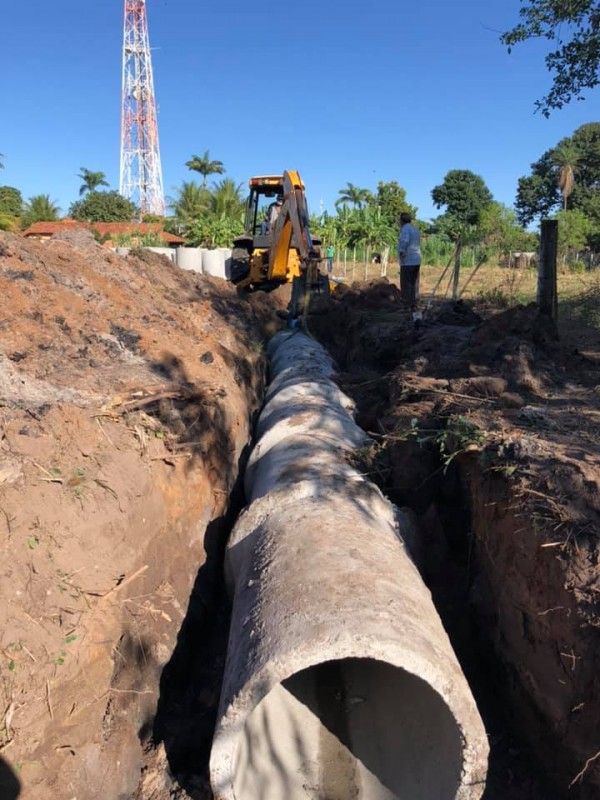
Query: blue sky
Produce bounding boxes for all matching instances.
[0,0,597,222]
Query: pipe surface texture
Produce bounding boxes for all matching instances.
[210,331,489,799]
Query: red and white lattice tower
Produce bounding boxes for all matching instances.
[119,0,165,216]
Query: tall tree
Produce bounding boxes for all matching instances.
[335,182,371,210]
[372,181,416,226]
[552,141,581,210]
[77,168,109,196]
[515,123,600,225]
[515,152,561,226]
[555,209,593,261]
[431,170,493,232]
[0,153,4,169]
[501,0,600,115]
[0,186,23,217]
[22,195,61,226]
[478,201,538,255]
[210,178,244,219]
[169,181,212,223]
[69,191,138,222]
[185,150,225,186]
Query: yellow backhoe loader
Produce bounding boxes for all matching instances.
[230,170,329,318]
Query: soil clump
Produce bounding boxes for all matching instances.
[310,278,600,799]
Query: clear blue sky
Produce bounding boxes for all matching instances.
[0,0,596,222]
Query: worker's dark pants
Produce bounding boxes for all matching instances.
[400,264,420,309]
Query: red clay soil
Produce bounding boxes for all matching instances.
[311,279,600,799]
[0,230,279,800]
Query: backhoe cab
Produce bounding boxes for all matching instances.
[230,171,329,317]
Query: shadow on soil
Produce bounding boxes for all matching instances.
[0,757,20,800]
[150,453,249,799]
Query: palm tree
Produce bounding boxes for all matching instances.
[335,182,372,210]
[0,153,4,170]
[185,150,225,186]
[77,168,109,196]
[210,178,244,219]
[22,194,61,226]
[552,142,581,210]
[169,181,212,223]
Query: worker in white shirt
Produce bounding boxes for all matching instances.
[397,211,422,324]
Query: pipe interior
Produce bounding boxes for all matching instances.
[233,657,463,799]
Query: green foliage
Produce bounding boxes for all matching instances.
[141,213,164,223]
[408,415,487,471]
[210,178,245,219]
[77,167,109,196]
[420,233,455,265]
[21,194,61,227]
[346,206,396,250]
[501,0,600,115]
[169,181,212,223]
[431,170,493,236]
[169,177,244,247]
[0,214,18,231]
[555,209,594,260]
[185,150,225,186]
[184,214,244,248]
[515,154,560,226]
[0,185,23,217]
[516,123,600,240]
[0,152,4,169]
[335,182,372,210]
[113,231,165,247]
[69,190,138,222]
[372,181,416,227]
[478,202,538,256]
[552,141,582,210]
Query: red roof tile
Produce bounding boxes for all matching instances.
[22,220,184,244]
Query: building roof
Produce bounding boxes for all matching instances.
[22,220,184,244]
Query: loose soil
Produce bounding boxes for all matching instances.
[309,279,600,799]
[2,237,599,800]
[0,230,284,800]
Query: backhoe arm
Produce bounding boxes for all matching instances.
[268,170,320,282]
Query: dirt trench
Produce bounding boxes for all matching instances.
[308,280,600,799]
[0,231,287,800]
[3,237,598,800]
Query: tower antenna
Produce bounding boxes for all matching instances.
[120,0,165,216]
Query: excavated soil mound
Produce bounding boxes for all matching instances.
[0,231,278,799]
[311,280,600,799]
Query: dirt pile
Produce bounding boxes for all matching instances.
[0,231,274,799]
[312,280,600,799]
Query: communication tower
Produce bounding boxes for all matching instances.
[119,0,165,216]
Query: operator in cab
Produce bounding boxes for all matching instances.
[264,195,283,232]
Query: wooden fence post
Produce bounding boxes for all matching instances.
[538,219,558,321]
[452,237,462,300]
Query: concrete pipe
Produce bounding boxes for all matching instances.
[146,246,177,262]
[203,248,227,278]
[176,246,203,273]
[210,331,489,800]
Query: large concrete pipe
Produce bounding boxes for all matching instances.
[176,246,203,273]
[210,331,489,800]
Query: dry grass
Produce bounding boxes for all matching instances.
[333,260,599,311]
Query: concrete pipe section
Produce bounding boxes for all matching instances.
[210,331,489,800]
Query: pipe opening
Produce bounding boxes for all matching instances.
[233,657,463,800]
